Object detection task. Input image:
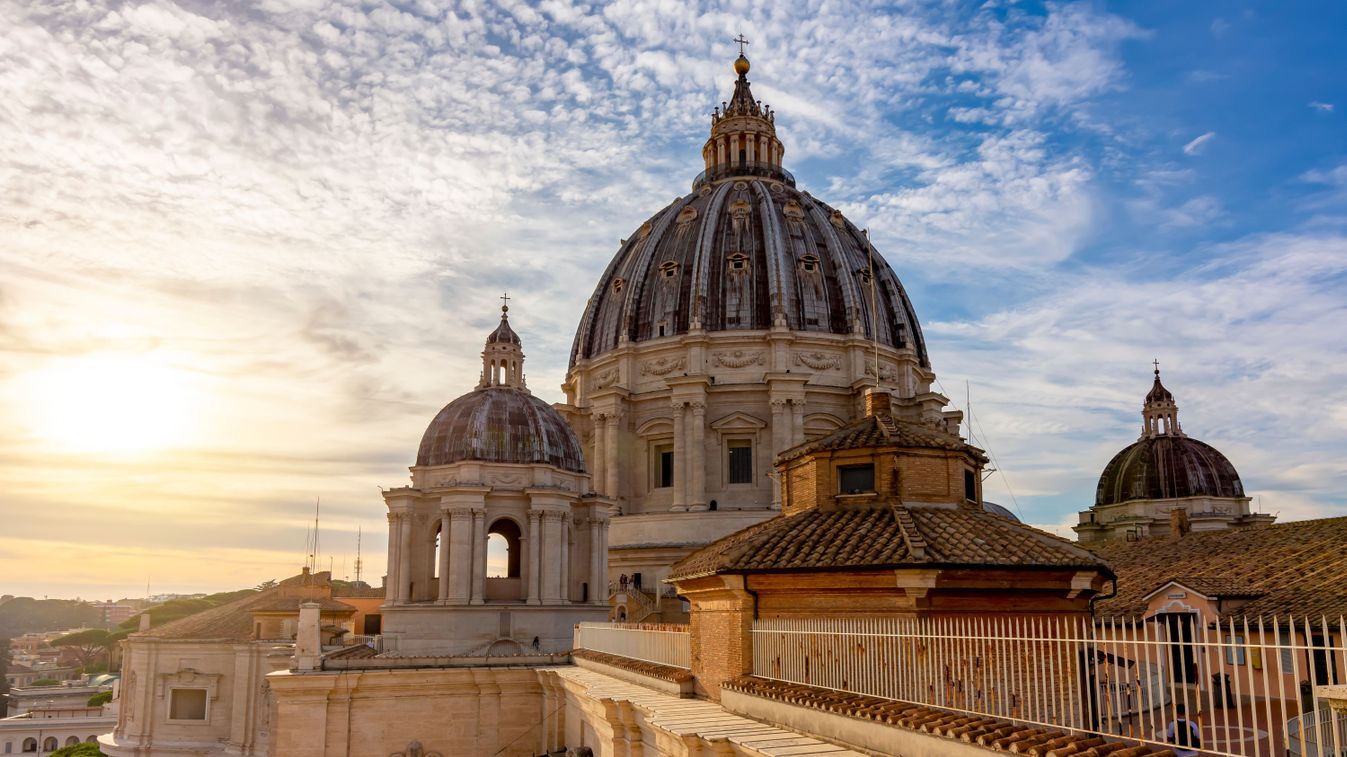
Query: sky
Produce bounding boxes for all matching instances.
[2,0,1345,600]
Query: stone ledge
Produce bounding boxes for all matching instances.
[722,676,1179,757]
[570,650,695,697]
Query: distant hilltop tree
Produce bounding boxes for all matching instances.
[0,597,101,637]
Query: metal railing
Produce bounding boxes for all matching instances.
[574,622,691,669]
[751,614,1347,757]
[691,161,795,190]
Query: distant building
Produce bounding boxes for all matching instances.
[1074,367,1274,543]
[94,603,136,628]
[0,704,114,756]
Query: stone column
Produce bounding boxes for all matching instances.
[559,513,571,603]
[671,401,687,511]
[717,138,726,166]
[604,413,621,499]
[770,399,788,509]
[469,508,486,605]
[589,513,604,604]
[385,512,399,604]
[690,402,707,510]
[790,400,805,448]
[437,511,452,602]
[747,133,756,163]
[526,510,542,605]
[540,512,560,604]
[397,513,412,603]
[449,510,473,604]
[592,414,607,493]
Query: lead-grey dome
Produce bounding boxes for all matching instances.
[569,56,928,369]
[416,387,586,472]
[570,181,928,368]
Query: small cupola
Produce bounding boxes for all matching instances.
[1140,361,1182,438]
[478,295,527,391]
[699,40,790,187]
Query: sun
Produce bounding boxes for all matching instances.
[21,353,196,455]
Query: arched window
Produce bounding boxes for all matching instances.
[86,736,100,743]
[65,736,81,746]
[42,739,57,753]
[486,518,521,578]
[22,738,36,753]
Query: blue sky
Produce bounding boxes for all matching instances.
[1,0,1345,597]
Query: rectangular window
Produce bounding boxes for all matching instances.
[655,445,674,488]
[1225,635,1246,665]
[838,464,875,494]
[727,441,753,484]
[964,470,977,501]
[169,688,208,721]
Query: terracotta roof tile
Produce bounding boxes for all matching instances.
[668,503,1109,581]
[1091,516,1347,621]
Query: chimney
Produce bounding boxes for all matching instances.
[138,613,151,632]
[1169,508,1191,537]
[864,387,892,418]
[294,602,322,671]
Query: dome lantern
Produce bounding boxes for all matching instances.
[479,293,526,391]
[1140,360,1182,438]
[699,41,790,189]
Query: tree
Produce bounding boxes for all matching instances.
[88,691,112,707]
[50,744,106,757]
[51,629,113,667]
[0,636,11,713]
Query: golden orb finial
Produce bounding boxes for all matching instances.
[733,54,750,76]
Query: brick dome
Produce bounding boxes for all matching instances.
[416,387,585,472]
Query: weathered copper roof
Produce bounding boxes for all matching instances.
[569,179,928,368]
[1145,371,1174,403]
[667,503,1109,581]
[1095,435,1243,506]
[416,386,585,472]
[1091,516,1347,620]
[486,314,520,345]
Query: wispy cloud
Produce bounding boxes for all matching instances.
[1309,101,1335,113]
[1183,131,1217,155]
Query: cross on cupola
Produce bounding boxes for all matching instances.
[479,294,527,391]
[1140,360,1182,438]
[733,33,750,55]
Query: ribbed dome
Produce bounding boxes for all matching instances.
[416,387,585,472]
[1095,435,1244,506]
[569,179,928,367]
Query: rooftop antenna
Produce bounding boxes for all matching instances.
[354,526,364,586]
[863,229,881,388]
[304,497,321,578]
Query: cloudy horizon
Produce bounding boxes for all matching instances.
[3,0,1345,600]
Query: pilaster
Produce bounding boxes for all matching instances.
[469,508,486,605]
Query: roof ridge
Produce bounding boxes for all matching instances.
[891,505,926,560]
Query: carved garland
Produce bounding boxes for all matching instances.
[640,356,686,376]
[793,351,842,370]
[713,350,765,368]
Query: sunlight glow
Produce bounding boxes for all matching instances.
[22,353,195,454]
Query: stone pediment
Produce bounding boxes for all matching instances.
[709,411,767,432]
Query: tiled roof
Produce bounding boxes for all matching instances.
[777,414,982,463]
[1091,516,1347,620]
[136,571,355,642]
[1159,576,1261,598]
[723,676,1179,756]
[668,503,1109,581]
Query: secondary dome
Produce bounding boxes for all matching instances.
[1094,367,1244,506]
[569,55,928,368]
[417,305,585,473]
[416,388,585,472]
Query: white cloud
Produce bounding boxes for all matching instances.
[1182,131,1216,155]
[1309,101,1335,113]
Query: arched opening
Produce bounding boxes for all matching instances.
[431,524,441,580]
[66,736,81,746]
[86,736,99,743]
[485,518,523,601]
[22,738,37,753]
[42,739,57,753]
